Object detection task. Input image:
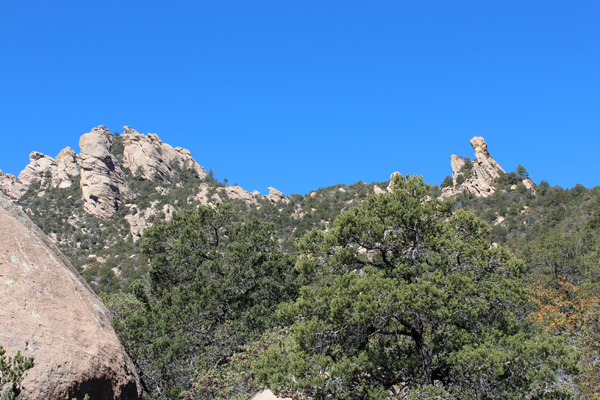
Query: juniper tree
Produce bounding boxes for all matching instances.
[258,174,577,399]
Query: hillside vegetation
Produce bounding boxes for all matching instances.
[2,128,599,399]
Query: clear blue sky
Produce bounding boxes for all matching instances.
[0,1,598,195]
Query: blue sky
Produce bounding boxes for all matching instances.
[0,1,598,195]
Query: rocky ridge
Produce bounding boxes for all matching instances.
[0,125,289,222]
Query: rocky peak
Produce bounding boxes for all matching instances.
[79,126,128,219]
[470,136,504,183]
[443,136,505,198]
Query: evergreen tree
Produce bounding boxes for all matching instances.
[107,203,298,398]
[257,174,577,399]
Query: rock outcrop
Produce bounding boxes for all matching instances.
[79,126,129,219]
[13,148,81,193]
[121,126,207,181]
[268,187,289,204]
[223,185,261,204]
[0,193,140,399]
[0,170,27,199]
[17,152,57,188]
[387,172,402,192]
[0,124,277,221]
[124,202,176,242]
[443,136,505,197]
[54,147,81,188]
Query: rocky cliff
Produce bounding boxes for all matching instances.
[0,193,140,399]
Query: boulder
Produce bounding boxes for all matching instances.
[223,185,260,204]
[79,126,129,219]
[251,389,292,400]
[0,193,140,399]
[268,187,289,204]
[373,185,386,195]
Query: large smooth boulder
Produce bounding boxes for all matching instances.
[0,194,140,399]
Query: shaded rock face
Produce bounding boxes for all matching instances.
[443,136,505,198]
[79,126,129,219]
[0,194,140,399]
[122,126,207,181]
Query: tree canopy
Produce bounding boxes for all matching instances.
[257,174,577,399]
[107,203,298,398]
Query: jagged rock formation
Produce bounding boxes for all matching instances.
[0,193,140,399]
[443,136,504,197]
[223,186,262,204]
[0,125,273,220]
[79,126,129,219]
[121,126,207,181]
[442,136,535,198]
[17,148,81,192]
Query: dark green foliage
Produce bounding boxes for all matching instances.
[441,175,453,188]
[107,204,299,398]
[189,327,288,400]
[516,164,529,178]
[12,132,600,398]
[0,346,34,400]
[257,175,577,399]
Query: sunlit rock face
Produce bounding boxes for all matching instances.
[121,126,207,181]
[443,136,506,198]
[0,193,140,399]
[79,125,129,219]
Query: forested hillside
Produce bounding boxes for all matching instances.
[2,129,599,399]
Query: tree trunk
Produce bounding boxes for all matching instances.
[413,331,434,385]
